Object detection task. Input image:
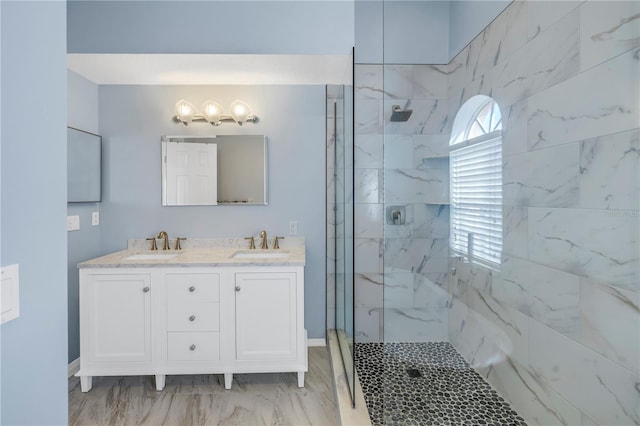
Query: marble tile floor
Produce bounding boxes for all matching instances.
[69,347,338,426]
[354,342,528,426]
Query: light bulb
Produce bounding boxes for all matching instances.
[230,100,251,125]
[175,100,196,124]
[201,100,223,125]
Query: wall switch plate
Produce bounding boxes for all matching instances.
[289,221,298,235]
[67,215,80,231]
[1,264,20,324]
[92,211,100,226]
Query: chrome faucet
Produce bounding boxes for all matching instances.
[259,230,268,249]
[157,231,170,250]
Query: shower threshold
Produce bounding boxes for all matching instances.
[327,330,372,426]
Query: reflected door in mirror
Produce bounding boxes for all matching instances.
[165,142,217,205]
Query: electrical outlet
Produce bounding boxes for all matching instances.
[67,215,80,231]
[289,221,298,235]
[92,211,100,226]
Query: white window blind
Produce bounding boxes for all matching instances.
[450,132,502,268]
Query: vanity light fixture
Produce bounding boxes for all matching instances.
[175,100,197,124]
[174,99,258,125]
[229,100,251,124]
[201,100,224,124]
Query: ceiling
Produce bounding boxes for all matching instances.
[67,54,353,86]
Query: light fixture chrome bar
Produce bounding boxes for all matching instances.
[174,114,259,125]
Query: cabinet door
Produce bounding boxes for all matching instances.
[85,274,152,364]
[235,272,296,361]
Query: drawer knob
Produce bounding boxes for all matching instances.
[235,286,241,292]
[143,286,150,293]
[188,286,196,292]
[189,344,196,351]
[189,315,196,322]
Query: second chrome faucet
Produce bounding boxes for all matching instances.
[149,231,186,250]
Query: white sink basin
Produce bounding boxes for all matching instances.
[124,253,178,261]
[232,250,290,259]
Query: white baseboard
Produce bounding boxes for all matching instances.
[307,338,326,347]
[68,358,80,378]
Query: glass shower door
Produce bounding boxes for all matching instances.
[328,83,355,405]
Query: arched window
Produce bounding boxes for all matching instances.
[449,96,503,269]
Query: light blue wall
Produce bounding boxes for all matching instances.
[98,85,327,338]
[68,70,98,133]
[68,0,354,54]
[1,1,68,424]
[383,1,450,64]
[355,0,383,63]
[449,0,512,58]
[0,3,3,418]
[356,0,449,64]
[67,70,101,363]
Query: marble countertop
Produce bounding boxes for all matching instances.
[78,238,305,268]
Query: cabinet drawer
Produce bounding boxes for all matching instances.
[168,302,219,332]
[167,273,219,303]
[167,332,220,361]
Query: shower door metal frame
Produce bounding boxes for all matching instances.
[326,79,356,407]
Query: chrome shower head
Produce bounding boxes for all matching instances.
[390,105,413,122]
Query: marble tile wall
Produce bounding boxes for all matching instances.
[353,62,451,343]
[353,65,383,342]
[446,1,640,425]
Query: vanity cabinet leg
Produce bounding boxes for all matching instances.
[297,372,305,388]
[80,376,92,393]
[155,374,166,391]
[224,373,233,390]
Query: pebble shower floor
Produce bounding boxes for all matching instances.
[354,342,528,426]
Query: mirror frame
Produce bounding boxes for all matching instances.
[67,126,102,203]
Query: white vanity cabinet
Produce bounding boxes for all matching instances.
[78,272,153,392]
[77,264,306,392]
[160,271,227,390]
[234,270,306,387]
[165,272,221,359]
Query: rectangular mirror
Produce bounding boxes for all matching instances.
[162,135,268,206]
[68,127,102,203]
